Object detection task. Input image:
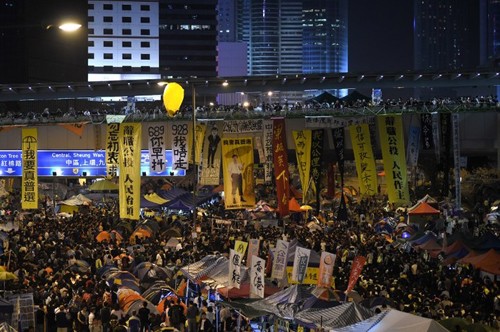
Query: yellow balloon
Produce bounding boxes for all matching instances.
[162,82,184,116]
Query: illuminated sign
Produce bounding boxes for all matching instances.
[0,150,185,177]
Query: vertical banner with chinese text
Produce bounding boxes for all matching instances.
[246,239,260,268]
[346,256,366,294]
[291,246,311,284]
[200,122,222,185]
[228,249,242,289]
[222,137,255,209]
[271,240,289,280]
[119,123,142,220]
[106,124,120,178]
[377,115,410,204]
[292,130,312,201]
[406,120,421,168]
[273,118,290,217]
[420,113,433,150]
[21,128,38,210]
[250,255,266,298]
[311,129,324,211]
[263,120,274,183]
[332,127,345,186]
[349,124,377,196]
[147,124,167,174]
[452,113,461,211]
[317,251,336,288]
[171,122,189,172]
[440,113,452,196]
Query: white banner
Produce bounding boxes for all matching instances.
[250,255,266,298]
[171,122,189,172]
[271,240,289,280]
[147,124,167,174]
[291,246,311,284]
[228,249,242,289]
[305,116,374,129]
[318,251,336,287]
[263,120,274,183]
[223,119,263,133]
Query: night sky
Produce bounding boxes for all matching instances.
[348,0,414,73]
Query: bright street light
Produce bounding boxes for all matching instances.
[57,23,82,32]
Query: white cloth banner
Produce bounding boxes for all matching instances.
[170,122,189,172]
[250,255,266,298]
[147,124,167,174]
[263,120,274,183]
[271,240,289,280]
[222,119,263,133]
[291,246,311,283]
[228,249,242,289]
[305,116,374,129]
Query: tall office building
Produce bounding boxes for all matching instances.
[480,0,500,66]
[414,0,480,71]
[217,0,237,42]
[159,0,218,78]
[0,0,87,84]
[88,0,161,82]
[302,0,348,75]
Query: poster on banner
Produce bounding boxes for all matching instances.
[106,124,120,177]
[346,256,366,294]
[286,266,319,285]
[170,122,189,171]
[292,130,312,201]
[317,251,336,287]
[349,123,377,196]
[223,119,263,133]
[222,136,255,209]
[246,239,260,267]
[250,255,266,298]
[119,123,142,220]
[147,124,167,174]
[228,249,242,289]
[291,246,311,284]
[234,240,248,256]
[21,128,38,210]
[263,120,274,183]
[377,115,410,204]
[200,122,222,185]
[271,240,289,280]
[273,118,290,216]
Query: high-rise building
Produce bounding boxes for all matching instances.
[0,0,87,84]
[302,0,348,74]
[217,0,237,42]
[414,0,480,71]
[159,0,218,78]
[480,0,500,67]
[88,0,161,82]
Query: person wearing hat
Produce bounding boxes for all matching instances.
[207,127,220,168]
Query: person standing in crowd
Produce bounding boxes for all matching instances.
[198,312,213,332]
[138,301,150,332]
[100,302,112,332]
[55,305,70,332]
[186,300,199,332]
[127,311,141,332]
[169,298,186,332]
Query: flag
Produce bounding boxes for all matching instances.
[228,249,242,289]
[118,123,142,220]
[346,256,366,294]
[292,130,312,200]
[147,124,167,174]
[271,240,289,280]
[263,120,274,183]
[291,246,311,284]
[377,115,410,205]
[317,251,336,288]
[105,123,120,178]
[349,123,377,196]
[250,255,265,298]
[273,118,290,217]
[21,128,38,210]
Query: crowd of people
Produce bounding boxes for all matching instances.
[0,185,498,331]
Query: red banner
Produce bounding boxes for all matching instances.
[272,118,290,217]
[346,256,366,294]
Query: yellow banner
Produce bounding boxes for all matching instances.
[286,266,318,285]
[106,124,120,178]
[234,240,248,256]
[21,128,38,209]
[194,123,206,165]
[378,115,410,204]
[222,136,255,209]
[119,123,142,220]
[349,123,378,196]
[292,130,312,201]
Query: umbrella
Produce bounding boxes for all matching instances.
[88,179,119,192]
[300,205,313,211]
[0,272,17,281]
[96,231,112,243]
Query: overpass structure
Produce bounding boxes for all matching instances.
[0,69,499,102]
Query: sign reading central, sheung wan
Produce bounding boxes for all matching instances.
[0,150,185,177]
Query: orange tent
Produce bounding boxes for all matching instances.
[289,197,302,212]
[118,289,143,311]
[96,231,112,243]
[408,202,440,215]
[458,249,500,275]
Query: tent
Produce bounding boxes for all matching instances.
[458,248,500,275]
[408,202,440,215]
[289,197,302,213]
[305,91,340,104]
[418,194,438,204]
[332,309,448,332]
[58,194,92,206]
[340,91,370,103]
[88,179,119,192]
